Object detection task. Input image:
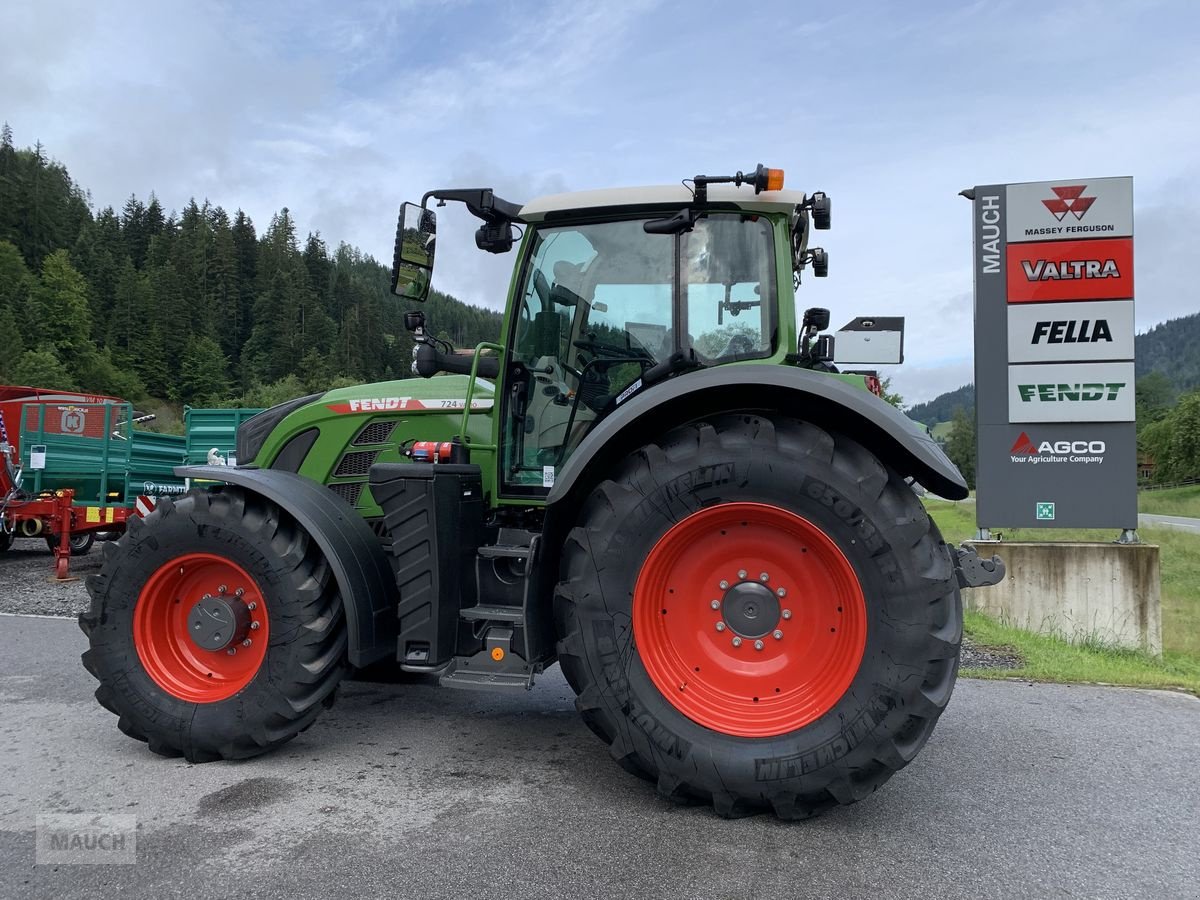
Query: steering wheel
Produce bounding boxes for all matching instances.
[572,337,648,361]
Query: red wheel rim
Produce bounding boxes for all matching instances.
[133,553,269,703]
[633,502,867,737]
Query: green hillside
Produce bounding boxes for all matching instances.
[0,126,501,407]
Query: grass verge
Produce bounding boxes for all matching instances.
[924,499,1200,693]
[1139,483,1200,519]
[961,610,1200,693]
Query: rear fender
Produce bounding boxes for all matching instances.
[176,466,397,668]
[544,364,967,531]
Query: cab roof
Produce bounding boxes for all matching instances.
[518,184,808,222]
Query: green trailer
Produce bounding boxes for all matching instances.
[20,402,187,505]
[183,406,264,467]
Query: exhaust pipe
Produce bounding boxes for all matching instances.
[18,518,44,537]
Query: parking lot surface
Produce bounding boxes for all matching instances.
[1,612,1197,900]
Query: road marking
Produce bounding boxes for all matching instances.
[0,612,77,620]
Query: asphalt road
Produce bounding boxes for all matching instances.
[1,615,1197,900]
[1139,513,1200,534]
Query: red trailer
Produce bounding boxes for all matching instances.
[0,385,128,577]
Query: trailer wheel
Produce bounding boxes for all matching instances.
[46,532,94,556]
[554,414,961,819]
[79,487,348,762]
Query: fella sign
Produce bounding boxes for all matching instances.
[969,176,1137,529]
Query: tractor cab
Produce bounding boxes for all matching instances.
[392,166,833,490]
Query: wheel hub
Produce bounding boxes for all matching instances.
[720,581,780,639]
[134,553,269,703]
[632,502,868,737]
[187,594,250,651]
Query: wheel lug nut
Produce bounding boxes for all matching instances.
[731,637,742,647]
[241,638,252,647]
[235,588,245,598]
[218,584,227,594]
[759,572,769,582]
[710,599,720,610]
[247,601,257,611]
[754,640,764,650]
[250,621,261,630]
[227,648,236,656]
[715,622,726,632]
[719,580,729,590]
[776,587,787,598]
[781,609,792,620]
[737,569,747,580]
[773,629,783,640]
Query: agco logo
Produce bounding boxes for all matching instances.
[1042,185,1096,221]
[1010,431,1106,465]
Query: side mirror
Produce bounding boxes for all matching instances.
[391,202,436,301]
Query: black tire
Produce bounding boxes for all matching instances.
[79,487,348,762]
[46,532,94,555]
[553,413,961,819]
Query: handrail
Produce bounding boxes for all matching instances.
[458,341,504,450]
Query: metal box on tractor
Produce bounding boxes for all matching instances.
[80,165,1003,819]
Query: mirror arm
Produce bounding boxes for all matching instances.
[421,188,523,224]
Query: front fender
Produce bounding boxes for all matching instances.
[176,466,397,668]
[546,365,968,511]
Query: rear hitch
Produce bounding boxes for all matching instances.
[954,544,1006,589]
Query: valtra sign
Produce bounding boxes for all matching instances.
[1006,237,1134,303]
[970,175,1137,529]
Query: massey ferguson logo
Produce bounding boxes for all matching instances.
[1010,431,1106,464]
[1021,258,1120,281]
[1042,185,1096,221]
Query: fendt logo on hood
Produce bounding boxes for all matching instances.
[1042,185,1096,222]
[1009,431,1106,464]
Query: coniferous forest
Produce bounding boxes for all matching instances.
[0,125,502,411]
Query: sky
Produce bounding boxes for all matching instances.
[3,0,1198,404]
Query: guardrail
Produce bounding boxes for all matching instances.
[1139,478,1200,492]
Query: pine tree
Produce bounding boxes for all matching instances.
[231,210,257,362]
[33,249,92,358]
[174,335,232,404]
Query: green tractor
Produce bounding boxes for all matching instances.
[80,165,1003,819]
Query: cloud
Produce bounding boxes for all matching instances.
[3,0,1197,406]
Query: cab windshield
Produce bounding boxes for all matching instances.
[502,213,777,492]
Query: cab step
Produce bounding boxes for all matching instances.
[459,604,523,623]
[438,626,536,692]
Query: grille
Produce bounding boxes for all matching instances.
[333,450,380,478]
[353,420,397,446]
[327,482,363,507]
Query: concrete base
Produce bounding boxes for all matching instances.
[963,541,1161,654]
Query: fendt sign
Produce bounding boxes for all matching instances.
[970,176,1137,529]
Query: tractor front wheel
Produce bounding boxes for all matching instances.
[79,487,348,761]
[554,414,961,819]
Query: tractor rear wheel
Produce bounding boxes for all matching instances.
[554,414,961,819]
[79,487,348,762]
